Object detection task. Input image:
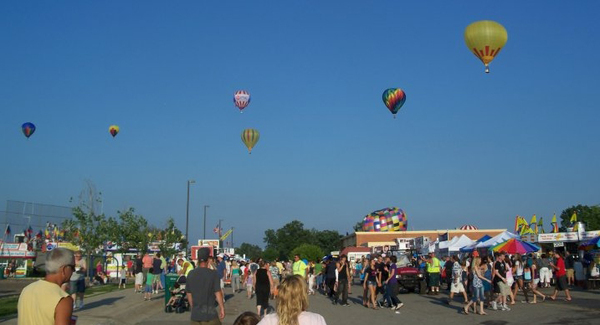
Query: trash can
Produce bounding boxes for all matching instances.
[164,273,179,306]
[0,267,5,279]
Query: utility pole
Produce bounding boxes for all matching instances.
[203,205,210,240]
[185,180,195,252]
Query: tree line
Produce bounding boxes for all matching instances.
[235,220,342,262]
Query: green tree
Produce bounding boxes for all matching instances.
[62,206,110,278]
[559,204,600,232]
[236,243,263,260]
[116,208,151,253]
[262,247,281,261]
[291,244,323,262]
[156,217,186,257]
[310,229,342,255]
[263,220,313,258]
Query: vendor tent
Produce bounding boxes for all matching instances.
[440,235,476,256]
[460,231,519,252]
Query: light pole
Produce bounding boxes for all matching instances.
[185,180,195,252]
[203,205,210,240]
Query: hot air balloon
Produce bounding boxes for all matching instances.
[234,90,251,112]
[109,125,119,138]
[464,20,508,73]
[241,128,260,154]
[22,122,36,138]
[382,88,406,118]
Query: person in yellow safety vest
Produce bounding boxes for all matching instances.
[177,258,194,284]
[426,252,442,295]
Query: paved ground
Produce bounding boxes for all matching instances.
[1,282,599,325]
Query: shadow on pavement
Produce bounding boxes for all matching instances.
[79,297,124,310]
[420,294,466,314]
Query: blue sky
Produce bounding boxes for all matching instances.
[1,1,599,248]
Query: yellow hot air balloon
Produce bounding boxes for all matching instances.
[241,128,260,154]
[464,20,508,73]
[108,125,119,137]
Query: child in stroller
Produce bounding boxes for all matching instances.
[165,283,189,313]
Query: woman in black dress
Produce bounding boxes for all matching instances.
[253,260,274,316]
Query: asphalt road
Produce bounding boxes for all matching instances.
[2,282,599,325]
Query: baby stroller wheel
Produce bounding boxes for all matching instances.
[165,305,173,313]
[176,306,185,313]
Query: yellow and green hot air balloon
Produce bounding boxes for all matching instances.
[464,20,508,73]
[241,128,260,154]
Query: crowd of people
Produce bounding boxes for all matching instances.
[15,246,600,325]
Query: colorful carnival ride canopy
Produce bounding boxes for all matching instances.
[362,207,407,232]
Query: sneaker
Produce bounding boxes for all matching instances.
[501,305,510,311]
[343,303,350,307]
[491,301,497,310]
[395,303,404,310]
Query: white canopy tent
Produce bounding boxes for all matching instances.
[438,235,476,256]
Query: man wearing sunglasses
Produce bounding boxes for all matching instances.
[18,248,75,325]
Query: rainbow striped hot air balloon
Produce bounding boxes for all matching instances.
[464,20,508,73]
[22,122,36,139]
[382,88,407,118]
[241,128,260,154]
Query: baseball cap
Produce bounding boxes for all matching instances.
[197,248,211,262]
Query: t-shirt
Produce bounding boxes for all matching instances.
[452,262,462,281]
[494,260,506,284]
[388,264,398,284]
[293,260,307,278]
[135,258,143,274]
[18,280,70,325]
[555,257,566,277]
[314,263,323,275]
[142,255,153,268]
[216,261,226,279]
[378,262,388,282]
[565,255,574,269]
[338,263,349,281]
[444,260,454,276]
[153,258,162,275]
[146,273,154,286]
[258,311,327,325]
[365,266,378,282]
[186,267,221,322]
[325,262,336,279]
[70,258,86,281]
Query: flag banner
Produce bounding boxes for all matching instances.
[220,229,233,241]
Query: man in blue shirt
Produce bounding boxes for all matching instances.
[216,254,227,302]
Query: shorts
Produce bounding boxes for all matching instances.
[246,283,253,291]
[190,318,221,325]
[556,275,568,291]
[69,278,86,294]
[566,269,574,278]
[120,278,126,285]
[367,280,377,287]
[144,284,153,293]
[428,273,440,287]
[135,272,144,285]
[495,281,511,296]
[220,279,224,290]
[471,285,484,302]
[450,281,465,293]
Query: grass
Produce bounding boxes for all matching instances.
[0,296,19,318]
[0,283,123,318]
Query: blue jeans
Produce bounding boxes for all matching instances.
[316,274,324,288]
[386,282,401,306]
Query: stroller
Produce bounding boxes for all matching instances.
[165,283,189,313]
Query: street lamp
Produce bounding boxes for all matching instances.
[203,205,210,240]
[186,180,196,251]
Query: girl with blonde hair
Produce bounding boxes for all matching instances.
[258,275,326,325]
